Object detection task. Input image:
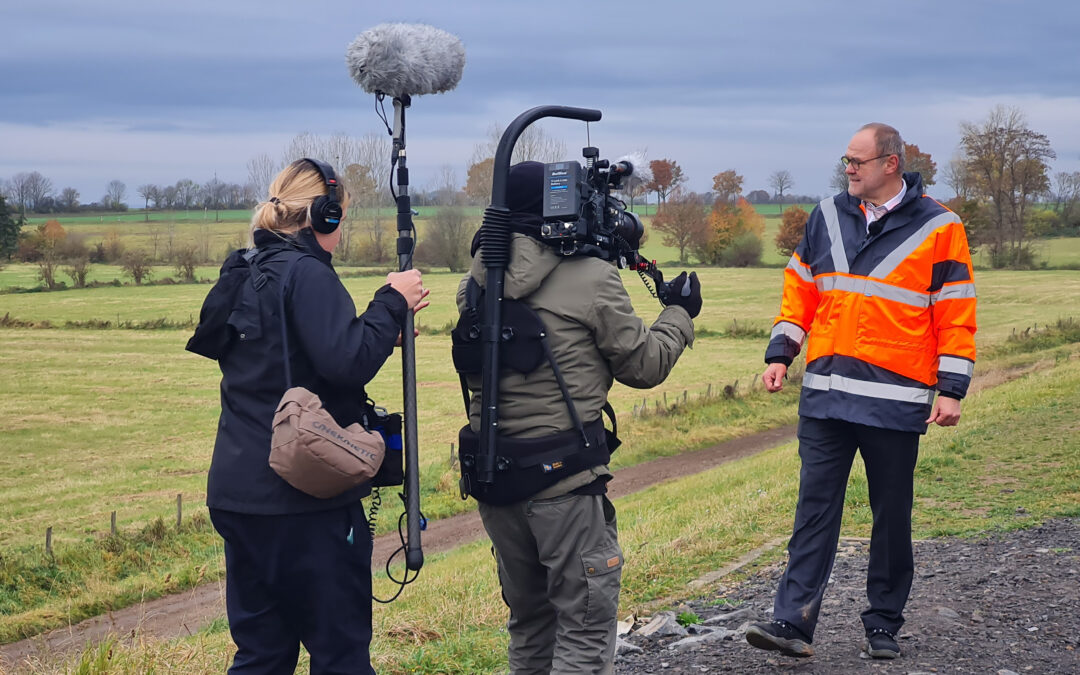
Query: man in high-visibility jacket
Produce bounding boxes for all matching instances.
[745,123,976,661]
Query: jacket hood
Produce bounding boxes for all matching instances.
[468,233,563,300]
[252,227,333,267]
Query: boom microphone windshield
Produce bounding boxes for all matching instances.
[346,23,465,98]
[613,153,652,184]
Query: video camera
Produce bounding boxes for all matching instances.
[539,147,667,301]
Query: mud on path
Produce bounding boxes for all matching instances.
[0,426,797,668]
[615,518,1080,674]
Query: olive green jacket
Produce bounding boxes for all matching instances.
[456,234,694,481]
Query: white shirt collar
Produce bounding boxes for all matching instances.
[863,179,907,229]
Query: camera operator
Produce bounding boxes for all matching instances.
[454,161,700,674]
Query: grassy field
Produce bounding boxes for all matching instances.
[1,262,1078,648]
[21,336,1080,673]
[9,205,1080,285]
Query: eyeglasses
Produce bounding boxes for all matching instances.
[840,154,891,171]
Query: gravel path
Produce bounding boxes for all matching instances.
[615,518,1080,674]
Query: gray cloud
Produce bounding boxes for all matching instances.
[2,0,1078,200]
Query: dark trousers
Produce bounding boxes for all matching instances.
[210,503,375,675]
[774,417,919,640]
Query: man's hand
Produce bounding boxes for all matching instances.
[926,395,962,427]
[665,271,702,319]
[762,362,788,393]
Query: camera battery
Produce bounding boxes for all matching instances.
[543,162,582,221]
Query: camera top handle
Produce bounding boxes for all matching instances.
[476,105,602,487]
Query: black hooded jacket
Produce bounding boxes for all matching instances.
[187,228,407,514]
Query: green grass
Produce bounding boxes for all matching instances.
[1,259,1078,651]
[36,339,1080,674]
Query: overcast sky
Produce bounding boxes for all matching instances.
[3,0,1078,205]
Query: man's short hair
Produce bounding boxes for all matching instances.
[859,122,906,173]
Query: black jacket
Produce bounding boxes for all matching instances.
[188,228,408,514]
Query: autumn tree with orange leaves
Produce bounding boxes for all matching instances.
[904,143,937,187]
[775,206,809,258]
[651,189,708,263]
[694,197,765,266]
[646,159,685,206]
[465,157,495,205]
[712,170,744,205]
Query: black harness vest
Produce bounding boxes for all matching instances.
[451,278,619,505]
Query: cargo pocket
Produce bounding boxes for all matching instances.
[581,542,623,628]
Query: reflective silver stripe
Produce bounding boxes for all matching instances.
[869,212,956,279]
[771,321,806,345]
[814,275,931,308]
[931,282,977,304]
[802,372,935,404]
[819,197,849,275]
[815,275,837,293]
[938,356,974,377]
[786,256,814,283]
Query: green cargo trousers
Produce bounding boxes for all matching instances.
[479,493,623,675]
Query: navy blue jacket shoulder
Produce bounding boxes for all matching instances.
[187,228,408,514]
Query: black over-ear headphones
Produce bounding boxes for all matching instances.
[302,158,343,234]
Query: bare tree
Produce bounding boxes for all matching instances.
[137,184,159,221]
[247,153,278,200]
[354,132,393,264]
[175,179,199,210]
[769,170,794,212]
[122,250,154,285]
[432,165,461,206]
[1052,171,1080,220]
[829,161,849,193]
[58,187,80,211]
[202,175,227,222]
[105,180,127,209]
[478,122,567,164]
[418,206,476,272]
[10,171,54,213]
[942,157,971,200]
[959,105,1055,267]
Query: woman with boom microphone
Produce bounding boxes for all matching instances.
[186,158,428,673]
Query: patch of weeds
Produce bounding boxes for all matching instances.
[676,611,702,626]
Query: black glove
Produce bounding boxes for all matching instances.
[664,271,702,318]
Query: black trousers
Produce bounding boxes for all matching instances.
[773,417,919,640]
[210,503,375,675]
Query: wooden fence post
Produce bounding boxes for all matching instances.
[111,511,117,536]
[176,493,183,531]
[45,527,53,557]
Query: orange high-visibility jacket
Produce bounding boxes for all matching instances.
[765,173,976,432]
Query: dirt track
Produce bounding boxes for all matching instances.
[1,361,1050,670]
[0,425,797,669]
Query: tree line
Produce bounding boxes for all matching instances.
[648,106,1080,270]
[3,105,1078,278]
[0,174,259,218]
